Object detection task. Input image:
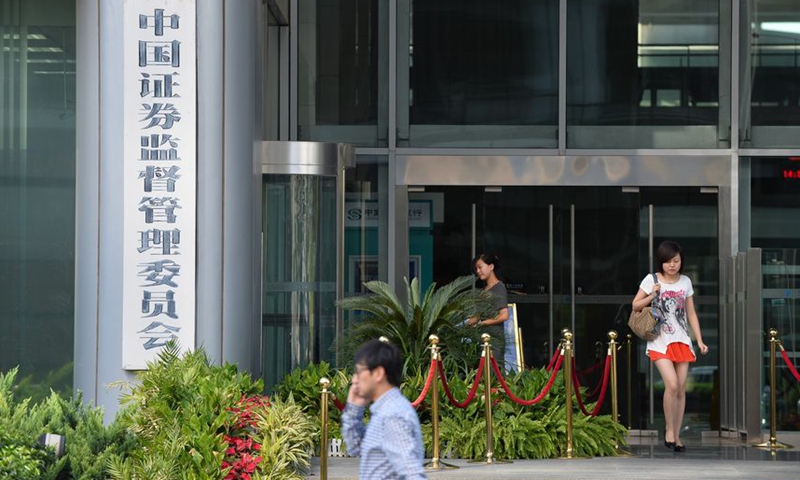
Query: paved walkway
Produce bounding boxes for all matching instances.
[308,436,800,479]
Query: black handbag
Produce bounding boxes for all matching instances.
[628,274,663,341]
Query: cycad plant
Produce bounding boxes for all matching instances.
[337,275,497,375]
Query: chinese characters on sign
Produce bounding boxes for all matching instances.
[123,2,196,369]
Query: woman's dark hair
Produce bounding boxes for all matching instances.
[655,241,684,274]
[354,339,402,387]
[472,253,501,275]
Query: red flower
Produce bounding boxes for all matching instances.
[221,396,270,479]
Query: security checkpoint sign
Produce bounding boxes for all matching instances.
[122,0,197,369]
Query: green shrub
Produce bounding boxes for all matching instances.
[254,395,317,479]
[0,367,131,480]
[429,366,627,459]
[0,431,51,480]
[272,361,349,443]
[273,359,628,460]
[108,343,263,480]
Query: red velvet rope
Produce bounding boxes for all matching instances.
[576,359,603,377]
[411,359,438,408]
[545,348,561,372]
[780,348,800,383]
[576,358,604,398]
[571,353,612,416]
[330,394,345,412]
[438,357,485,408]
[490,354,563,406]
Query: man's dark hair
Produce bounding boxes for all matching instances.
[655,241,684,274]
[354,339,402,387]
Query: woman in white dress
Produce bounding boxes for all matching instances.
[632,241,709,452]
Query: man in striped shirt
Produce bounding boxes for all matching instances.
[341,339,428,480]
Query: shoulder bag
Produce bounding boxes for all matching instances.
[628,273,663,341]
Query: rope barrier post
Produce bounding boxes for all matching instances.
[753,329,794,450]
[468,333,511,464]
[319,377,330,480]
[561,330,576,459]
[626,333,632,430]
[608,331,634,457]
[425,335,458,470]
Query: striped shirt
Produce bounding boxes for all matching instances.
[341,387,427,480]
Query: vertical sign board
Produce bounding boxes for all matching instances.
[122,1,196,369]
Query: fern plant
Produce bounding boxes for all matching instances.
[428,365,627,459]
[337,275,497,376]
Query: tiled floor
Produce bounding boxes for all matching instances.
[310,433,800,479]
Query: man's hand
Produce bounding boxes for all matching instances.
[347,382,369,407]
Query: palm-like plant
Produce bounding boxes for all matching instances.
[336,275,498,375]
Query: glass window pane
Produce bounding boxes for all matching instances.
[750,157,800,247]
[743,0,800,147]
[567,0,728,148]
[297,0,387,147]
[344,156,389,295]
[759,248,800,432]
[0,0,76,400]
[405,0,558,147]
[262,174,337,389]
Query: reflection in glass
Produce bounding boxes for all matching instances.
[750,157,800,248]
[567,0,726,148]
[343,157,389,349]
[297,0,386,146]
[744,1,800,147]
[344,156,389,295]
[262,175,337,389]
[406,0,558,147]
[760,248,799,432]
[0,0,76,400]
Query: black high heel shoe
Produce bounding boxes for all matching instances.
[673,444,686,452]
[664,440,676,449]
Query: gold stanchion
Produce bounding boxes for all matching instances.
[608,331,634,457]
[468,333,511,464]
[319,377,331,480]
[560,330,576,459]
[626,333,632,430]
[424,335,458,470]
[753,329,794,450]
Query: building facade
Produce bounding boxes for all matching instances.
[2,0,800,438]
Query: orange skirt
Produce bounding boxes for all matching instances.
[649,342,696,363]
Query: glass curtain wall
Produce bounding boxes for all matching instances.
[0,0,76,400]
[567,0,729,148]
[750,157,800,431]
[400,0,559,148]
[413,186,719,429]
[297,0,388,147]
[344,156,389,295]
[343,156,389,361]
[741,0,800,148]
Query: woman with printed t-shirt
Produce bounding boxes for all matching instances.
[632,241,709,453]
[466,253,509,364]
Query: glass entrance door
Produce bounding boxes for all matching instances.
[411,186,718,431]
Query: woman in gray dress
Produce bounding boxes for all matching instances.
[466,253,509,363]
